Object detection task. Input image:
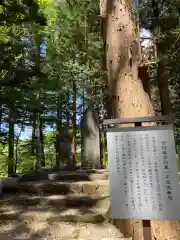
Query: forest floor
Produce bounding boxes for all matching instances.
[0,219,128,239]
[0,219,129,239]
[0,170,131,240]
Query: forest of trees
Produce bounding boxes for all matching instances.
[0,0,107,176]
[1,0,180,174]
[1,0,180,238]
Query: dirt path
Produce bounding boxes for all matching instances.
[0,196,130,239]
[0,220,130,239]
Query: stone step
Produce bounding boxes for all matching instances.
[18,169,109,182]
[0,194,110,209]
[0,207,107,223]
[0,220,131,239]
[2,180,109,195]
[47,172,109,182]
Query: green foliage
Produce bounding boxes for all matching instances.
[0,0,46,26]
[0,0,107,176]
[139,0,180,143]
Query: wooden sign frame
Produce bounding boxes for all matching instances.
[103,116,175,240]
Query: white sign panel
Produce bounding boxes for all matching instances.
[107,125,180,220]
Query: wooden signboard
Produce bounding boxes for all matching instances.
[104,116,180,240]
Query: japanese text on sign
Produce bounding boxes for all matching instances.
[107,125,180,220]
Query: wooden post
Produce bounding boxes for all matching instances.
[103,116,174,240]
[143,220,152,240]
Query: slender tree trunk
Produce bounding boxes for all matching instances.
[138,65,151,96]
[100,0,153,238]
[40,121,45,167]
[34,31,42,169]
[82,82,85,116]
[151,0,172,116]
[32,112,36,156]
[56,95,62,170]
[81,80,85,167]
[66,92,70,127]
[157,60,173,115]
[15,126,22,173]
[8,104,15,176]
[71,81,76,168]
[35,103,42,169]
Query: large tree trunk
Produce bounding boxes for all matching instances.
[100,0,153,119]
[8,104,15,176]
[100,1,180,239]
[100,0,153,239]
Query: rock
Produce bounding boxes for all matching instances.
[2,177,20,187]
[82,182,99,195]
[56,127,73,169]
[81,106,101,169]
[19,169,51,182]
[48,172,90,181]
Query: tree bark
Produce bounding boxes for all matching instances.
[35,106,42,169]
[66,91,70,127]
[56,95,62,170]
[8,104,15,176]
[15,125,22,173]
[40,121,45,167]
[151,0,173,116]
[100,0,153,120]
[100,0,153,238]
[157,58,173,115]
[31,112,36,156]
[34,31,42,169]
[71,81,76,168]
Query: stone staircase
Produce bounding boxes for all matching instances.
[0,169,131,240]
